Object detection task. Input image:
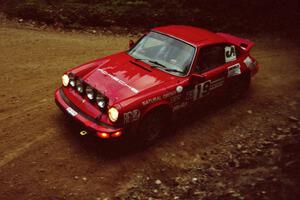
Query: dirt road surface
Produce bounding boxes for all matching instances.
[0,24,299,200]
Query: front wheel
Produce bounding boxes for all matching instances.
[137,109,167,146]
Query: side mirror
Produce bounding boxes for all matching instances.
[190,73,207,84]
[129,39,135,49]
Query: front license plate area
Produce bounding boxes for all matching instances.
[66,107,78,117]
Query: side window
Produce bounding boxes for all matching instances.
[197,45,225,72]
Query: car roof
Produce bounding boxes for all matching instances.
[152,25,226,46]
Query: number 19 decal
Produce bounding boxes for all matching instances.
[193,80,211,101]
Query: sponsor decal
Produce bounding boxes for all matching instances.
[186,90,194,101]
[192,77,225,101]
[225,45,237,63]
[98,68,139,94]
[170,94,182,103]
[142,96,162,106]
[210,77,225,90]
[162,90,177,99]
[243,56,255,70]
[66,107,78,117]
[173,102,188,111]
[142,90,179,106]
[227,63,241,77]
[193,80,211,100]
[124,109,141,124]
[243,56,252,67]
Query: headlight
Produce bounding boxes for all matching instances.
[76,80,84,93]
[96,94,107,109]
[108,107,119,122]
[62,74,69,87]
[69,74,76,87]
[86,86,95,100]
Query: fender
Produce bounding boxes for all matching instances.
[141,100,172,119]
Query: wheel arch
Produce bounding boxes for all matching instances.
[141,101,173,120]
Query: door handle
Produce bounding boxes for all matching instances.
[200,74,208,79]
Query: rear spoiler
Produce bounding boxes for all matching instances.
[216,33,255,52]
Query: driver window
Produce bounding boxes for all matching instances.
[196,45,225,73]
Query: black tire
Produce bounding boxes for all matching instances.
[137,109,168,146]
[227,73,251,101]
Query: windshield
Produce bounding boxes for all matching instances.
[128,32,195,76]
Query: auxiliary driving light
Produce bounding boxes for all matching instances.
[96,94,106,109]
[69,74,76,87]
[76,80,84,93]
[86,86,94,100]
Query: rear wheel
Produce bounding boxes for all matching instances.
[227,73,251,101]
[138,109,168,146]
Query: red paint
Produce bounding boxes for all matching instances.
[55,25,259,139]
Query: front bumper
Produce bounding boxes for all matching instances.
[55,88,123,138]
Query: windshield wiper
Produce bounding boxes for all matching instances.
[134,58,166,68]
[151,62,184,74]
[147,60,167,69]
[134,58,184,74]
[164,68,184,74]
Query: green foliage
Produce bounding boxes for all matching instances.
[1,0,299,34]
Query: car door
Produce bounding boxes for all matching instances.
[223,43,244,85]
[189,44,228,102]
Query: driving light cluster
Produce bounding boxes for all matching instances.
[62,73,110,112]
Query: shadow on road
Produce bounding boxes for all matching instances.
[53,89,254,160]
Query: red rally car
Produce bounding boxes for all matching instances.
[55,25,259,143]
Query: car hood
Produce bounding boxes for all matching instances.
[80,52,174,104]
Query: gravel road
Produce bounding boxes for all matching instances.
[0,24,299,200]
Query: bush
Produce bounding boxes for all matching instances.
[1,0,299,35]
